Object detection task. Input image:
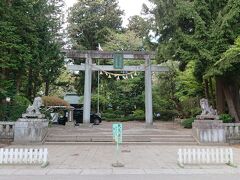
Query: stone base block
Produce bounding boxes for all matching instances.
[14,118,48,144]
[192,120,226,143]
[22,113,45,118]
[196,115,219,120]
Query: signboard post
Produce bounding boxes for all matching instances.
[112,123,124,167]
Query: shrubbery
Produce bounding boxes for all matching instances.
[159,110,179,121]
[102,109,145,121]
[219,114,234,123]
[181,117,195,128]
[132,109,145,120]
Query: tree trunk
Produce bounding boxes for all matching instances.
[232,84,240,121]
[33,82,36,98]
[15,74,21,94]
[204,79,210,100]
[215,77,225,114]
[222,82,240,122]
[27,68,33,100]
[45,80,49,96]
[209,77,215,107]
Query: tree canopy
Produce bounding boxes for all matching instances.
[1,0,240,122]
[68,0,123,50]
[0,0,65,120]
[148,0,240,121]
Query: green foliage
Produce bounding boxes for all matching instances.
[150,0,240,79]
[180,97,201,117]
[128,15,150,38]
[91,94,111,112]
[160,110,179,121]
[153,60,203,119]
[211,37,240,79]
[181,117,195,129]
[47,68,77,98]
[68,0,123,49]
[0,0,64,103]
[149,0,240,121]
[8,95,31,121]
[127,15,156,50]
[175,61,203,102]
[132,109,145,120]
[103,30,142,51]
[94,71,145,118]
[219,114,234,123]
[102,109,123,120]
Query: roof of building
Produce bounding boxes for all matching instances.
[64,93,83,105]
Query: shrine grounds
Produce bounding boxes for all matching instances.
[0,121,240,178]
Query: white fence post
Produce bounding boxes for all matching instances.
[0,149,3,164]
[229,148,233,165]
[177,148,234,167]
[0,148,48,166]
[43,148,48,164]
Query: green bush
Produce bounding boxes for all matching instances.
[102,112,120,119]
[102,109,145,121]
[181,117,195,128]
[103,109,124,115]
[219,114,234,123]
[159,110,179,121]
[132,109,145,120]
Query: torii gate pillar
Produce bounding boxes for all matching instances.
[145,55,153,126]
[83,55,92,124]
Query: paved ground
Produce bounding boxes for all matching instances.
[1,121,240,177]
[0,144,240,175]
[1,174,240,180]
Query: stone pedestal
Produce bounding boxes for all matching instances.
[196,114,219,120]
[14,118,48,144]
[192,120,226,144]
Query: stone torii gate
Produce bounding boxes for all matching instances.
[64,50,168,126]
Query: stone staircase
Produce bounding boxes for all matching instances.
[45,123,197,145]
[45,135,197,145]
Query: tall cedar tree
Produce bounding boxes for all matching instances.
[0,0,64,101]
[68,0,123,50]
[150,0,240,121]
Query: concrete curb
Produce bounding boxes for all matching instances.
[0,168,240,176]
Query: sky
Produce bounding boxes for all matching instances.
[64,0,150,26]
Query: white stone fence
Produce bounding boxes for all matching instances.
[0,122,15,139]
[0,148,48,166]
[224,123,240,139]
[177,148,234,167]
[192,120,240,144]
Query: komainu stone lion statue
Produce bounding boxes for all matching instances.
[200,98,217,116]
[22,97,44,118]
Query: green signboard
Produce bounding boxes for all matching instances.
[112,123,124,167]
[112,123,123,144]
[113,53,124,69]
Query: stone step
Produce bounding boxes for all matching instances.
[47,134,193,138]
[48,130,192,134]
[46,137,151,142]
[150,137,195,142]
[46,135,196,143]
[44,141,199,146]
